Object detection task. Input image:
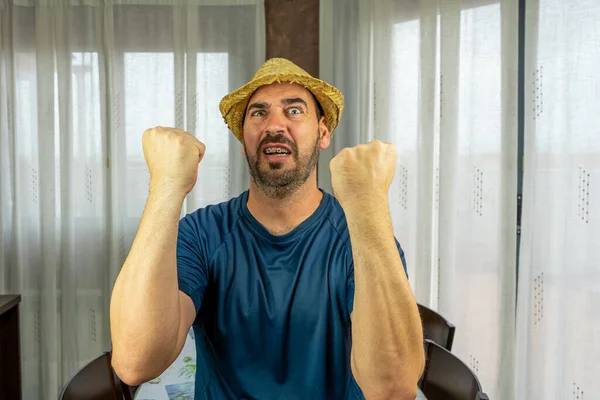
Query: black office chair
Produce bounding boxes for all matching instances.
[59,351,137,400]
[419,339,489,400]
[418,303,456,351]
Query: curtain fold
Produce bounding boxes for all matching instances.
[516,0,600,398]
[321,0,518,398]
[0,1,265,398]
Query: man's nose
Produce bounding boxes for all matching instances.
[264,108,287,133]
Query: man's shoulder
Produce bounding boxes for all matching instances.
[321,190,350,243]
[178,191,246,241]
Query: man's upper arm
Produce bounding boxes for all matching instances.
[176,215,209,315]
[167,290,197,365]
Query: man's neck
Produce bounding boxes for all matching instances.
[246,178,324,236]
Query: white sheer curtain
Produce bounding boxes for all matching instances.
[320,0,518,398]
[515,0,600,398]
[0,0,264,398]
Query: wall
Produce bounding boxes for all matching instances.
[264,0,319,77]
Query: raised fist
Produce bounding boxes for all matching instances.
[142,126,206,195]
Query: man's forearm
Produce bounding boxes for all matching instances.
[346,197,425,400]
[110,185,186,381]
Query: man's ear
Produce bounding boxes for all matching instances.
[319,117,331,150]
[240,131,247,155]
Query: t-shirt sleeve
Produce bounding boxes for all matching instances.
[347,237,408,315]
[177,215,209,314]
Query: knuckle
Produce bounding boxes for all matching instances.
[142,127,155,137]
[174,134,187,146]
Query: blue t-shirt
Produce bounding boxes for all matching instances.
[176,189,407,400]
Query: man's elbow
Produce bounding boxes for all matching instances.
[353,366,421,400]
[114,369,147,387]
[385,386,419,400]
[353,357,425,400]
[111,354,159,387]
[360,382,419,400]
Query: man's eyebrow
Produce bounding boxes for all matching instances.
[281,97,308,107]
[247,102,269,112]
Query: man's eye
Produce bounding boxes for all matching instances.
[251,110,266,117]
[287,107,303,115]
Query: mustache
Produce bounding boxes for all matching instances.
[257,133,298,154]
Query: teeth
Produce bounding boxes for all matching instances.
[265,147,289,154]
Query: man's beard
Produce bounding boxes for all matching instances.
[244,131,321,199]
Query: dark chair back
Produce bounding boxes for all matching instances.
[420,339,489,400]
[418,303,456,351]
[59,351,137,400]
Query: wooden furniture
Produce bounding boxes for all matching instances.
[59,351,137,400]
[418,303,456,351]
[0,295,22,400]
[419,339,489,400]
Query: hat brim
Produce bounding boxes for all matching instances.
[219,72,344,142]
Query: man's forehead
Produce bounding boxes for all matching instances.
[248,82,312,103]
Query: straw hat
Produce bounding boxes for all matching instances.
[219,58,344,142]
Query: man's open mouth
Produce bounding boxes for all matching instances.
[263,145,292,157]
